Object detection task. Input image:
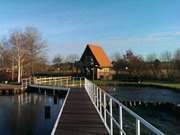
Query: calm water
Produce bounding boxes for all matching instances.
[0,93,65,135]
[109,86,180,104]
[108,86,180,134]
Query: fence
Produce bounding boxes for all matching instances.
[22,76,84,90]
[85,78,164,135]
[35,76,84,87]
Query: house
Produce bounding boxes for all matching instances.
[80,44,112,80]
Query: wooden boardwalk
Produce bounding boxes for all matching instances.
[55,88,108,135]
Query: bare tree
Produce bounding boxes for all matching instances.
[65,54,79,73]
[7,27,47,83]
[52,55,63,72]
[160,51,173,79]
[146,53,157,62]
[8,31,28,83]
[111,52,126,75]
[111,52,123,62]
[65,54,79,63]
[25,27,47,75]
[174,49,180,78]
[123,50,145,78]
[146,53,160,79]
[0,43,4,68]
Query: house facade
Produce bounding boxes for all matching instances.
[80,44,112,80]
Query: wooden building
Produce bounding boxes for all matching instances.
[80,44,112,80]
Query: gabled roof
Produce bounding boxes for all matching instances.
[82,44,112,68]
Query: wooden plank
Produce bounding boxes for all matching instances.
[55,88,108,135]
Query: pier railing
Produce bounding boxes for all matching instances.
[35,76,83,87]
[22,76,84,89]
[85,78,165,135]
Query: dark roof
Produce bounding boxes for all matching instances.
[81,44,112,67]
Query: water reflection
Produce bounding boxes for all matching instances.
[0,93,65,135]
[45,106,51,119]
[54,96,58,105]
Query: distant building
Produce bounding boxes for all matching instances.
[80,44,112,80]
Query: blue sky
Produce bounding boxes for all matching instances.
[0,0,180,60]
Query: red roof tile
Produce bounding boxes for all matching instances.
[87,44,112,67]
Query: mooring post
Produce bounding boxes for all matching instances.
[53,89,55,96]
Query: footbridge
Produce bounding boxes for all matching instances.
[22,76,164,135]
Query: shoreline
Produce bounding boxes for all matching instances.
[94,80,180,91]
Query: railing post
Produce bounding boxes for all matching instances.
[136,119,140,135]
[84,78,164,135]
[25,79,27,89]
[119,105,123,135]
[84,78,86,89]
[96,87,99,109]
[93,84,96,103]
[110,98,113,135]
[66,79,68,87]
[104,93,106,125]
[80,77,82,87]
[72,77,74,87]
[100,90,102,114]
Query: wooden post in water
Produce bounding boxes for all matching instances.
[45,106,51,119]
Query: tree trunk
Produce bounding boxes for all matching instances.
[11,58,14,81]
[18,55,21,83]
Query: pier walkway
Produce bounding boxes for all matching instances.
[54,88,108,135]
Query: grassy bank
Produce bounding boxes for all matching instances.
[93,80,180,91]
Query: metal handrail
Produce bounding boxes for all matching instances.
[85,78,165,135]
[22,76,84,90]
[51,88,70,135]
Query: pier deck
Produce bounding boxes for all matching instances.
[55,88,108,135]
[0,83,22,94]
